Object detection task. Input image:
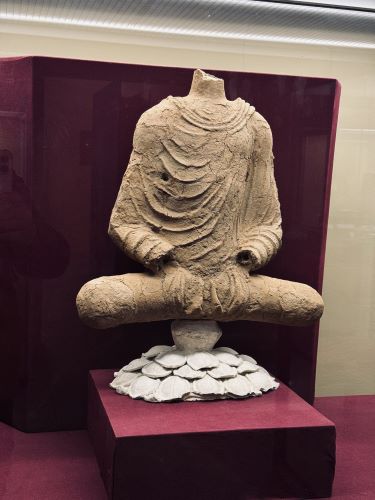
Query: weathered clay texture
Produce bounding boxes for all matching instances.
[76,69,324,328]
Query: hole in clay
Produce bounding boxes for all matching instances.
[162,253,171,265]
[161,172,169,181]
[237,250,251,264]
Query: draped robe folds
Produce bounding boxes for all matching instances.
[77,90,324,326]
[109,96,282,280]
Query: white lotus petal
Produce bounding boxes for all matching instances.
[186,352,219,370]
[192,375,224,396]
[184,395,203,401]
[224,375,252,397]
[154,376,191,402]
[239,354,257,364]
[155,350,186,369]
[186,394,223,401]
[270,380,279,390]
[244,376,263,396]
[116,385,130,395]
[190,394,228,401]
[143,393,158,402]
[208,362,237,379]
[237,361,259,374]
[257,366,270,376]
[173,365,205,380]
[120,357,150,372]
[142,361,172,379]
[142,345,172,358]
[213,351,242,367]
[214,347,238,355]
[110,371,140,389]
[246,371,278,392]
[128,376,160,399]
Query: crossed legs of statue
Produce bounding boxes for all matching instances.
[76,263,323,329]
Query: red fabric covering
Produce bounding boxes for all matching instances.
[88,370,335,499]
[92,369,333,437]
[0,422,106,500]
[0,391,374,499]
[316,395,375,499]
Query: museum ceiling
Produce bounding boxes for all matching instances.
[0,0,374,48]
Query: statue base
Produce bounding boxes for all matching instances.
[89,370,336,499]
[110,320,279,402]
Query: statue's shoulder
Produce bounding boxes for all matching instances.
[246,108,270,129]
[133,97,176,152]
[246,109,273,146]
[246,110,273,155]
[138,96,178,126]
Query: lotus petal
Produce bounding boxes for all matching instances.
[242,376,262,396]
[142,362,172,379]
[128,375,160,399]
[213,351,242,367]
[120,357,150,372]
[116,385,130,395]
[257,366,270,376]
[143,394,158,403]
[214,347,239,355]
[110,371,140,389]
[184,395,203,401]
[208,362,237,379]
[246,371,278,392]
[186,352,219,370]
[142,345,172,358]
[173,365,205,380]
[224,375,252,397]
[192,375,224,396]
[239,354,257,364]
[155,350,186,369]
[237,361,259,374]
[154,376,191,402]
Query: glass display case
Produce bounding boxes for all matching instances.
[0,1,374,499]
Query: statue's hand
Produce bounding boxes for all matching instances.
[146,245,174,273]
[161,260,204,315]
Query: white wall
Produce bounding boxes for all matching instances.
[1,20,374,396]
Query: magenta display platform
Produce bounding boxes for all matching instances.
[1,394,375,499]
[88,369,335,499]
[0,56,340,431]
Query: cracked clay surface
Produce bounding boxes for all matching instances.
[76,69,324,328]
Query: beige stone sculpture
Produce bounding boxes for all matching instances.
[77,69,324,402]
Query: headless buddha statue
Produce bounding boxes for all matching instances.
[76,69,323,330]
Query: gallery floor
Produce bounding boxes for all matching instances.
[0,395,374,500]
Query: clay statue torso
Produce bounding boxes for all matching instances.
[110,92,282,278]
[76,69,323,329]
[129,96,254,274]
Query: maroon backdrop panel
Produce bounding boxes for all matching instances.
[0,57,340,431]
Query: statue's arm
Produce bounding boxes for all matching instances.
[237,113,282,271]
[108,151,174,272]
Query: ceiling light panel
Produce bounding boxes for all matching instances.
[0,0,374,48]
